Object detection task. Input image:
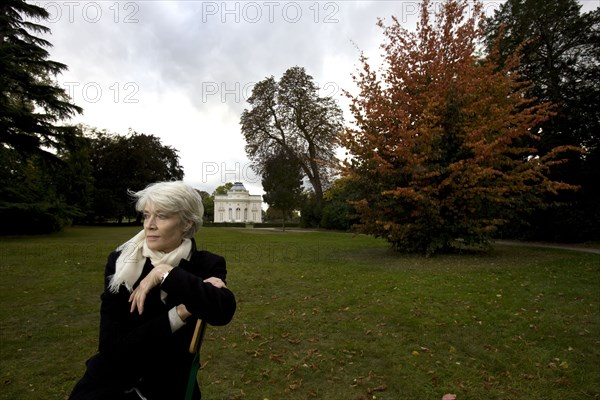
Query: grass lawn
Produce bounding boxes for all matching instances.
[0,226,598,400]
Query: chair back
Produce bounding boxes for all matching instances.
[184,320,206,400]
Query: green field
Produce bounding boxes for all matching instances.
[1,227,598,399]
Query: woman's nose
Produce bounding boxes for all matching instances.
[145,215,157,228]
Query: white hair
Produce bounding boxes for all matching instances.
[130,181,204,238]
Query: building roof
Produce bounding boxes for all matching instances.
[229,182,248,193]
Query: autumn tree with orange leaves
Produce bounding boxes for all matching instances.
[340,0,579,255]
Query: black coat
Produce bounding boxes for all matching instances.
[70,242,236,400]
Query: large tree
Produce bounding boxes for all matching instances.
[486,0,600,241]
[261,150,304,230]
[240,66,344,209]
[0,1,84,233]
[0,0,82,157]
[0,124,94,233]
[340,0,578,254]
[86,127,184,222]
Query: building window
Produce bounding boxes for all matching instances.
[235,208,241,220]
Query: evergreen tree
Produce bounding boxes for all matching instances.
[0,0,83,233]
[0,0,82,156]
[486,0,600,241]
[262,150,304,230]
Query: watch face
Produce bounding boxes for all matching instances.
[161,271,169,284]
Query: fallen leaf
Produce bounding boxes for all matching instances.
[367,384,388,394]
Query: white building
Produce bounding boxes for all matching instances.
[213,182,263,223]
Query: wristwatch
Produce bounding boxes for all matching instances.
[160,270,170,285]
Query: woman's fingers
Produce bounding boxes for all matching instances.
[130,272,223,315]
[129,269,162,314]
[129,287,147,314]
[204,277,226,288]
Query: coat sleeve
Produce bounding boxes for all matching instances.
[160,252,236,326]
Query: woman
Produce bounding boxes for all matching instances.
[70,181,236,400]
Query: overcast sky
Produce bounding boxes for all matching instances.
[36,0,598,196]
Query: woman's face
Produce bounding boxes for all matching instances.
[143,203,189,253]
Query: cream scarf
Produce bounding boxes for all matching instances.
[108,230,192,293]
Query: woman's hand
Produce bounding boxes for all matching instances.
[129,264,173,314]
[174,278,225,321]
[204,276,227,288]
[130,272,225,315]
[176,304,192,321]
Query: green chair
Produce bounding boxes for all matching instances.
[184,320,207,400]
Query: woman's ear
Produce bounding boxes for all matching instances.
[184,221,193,232]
